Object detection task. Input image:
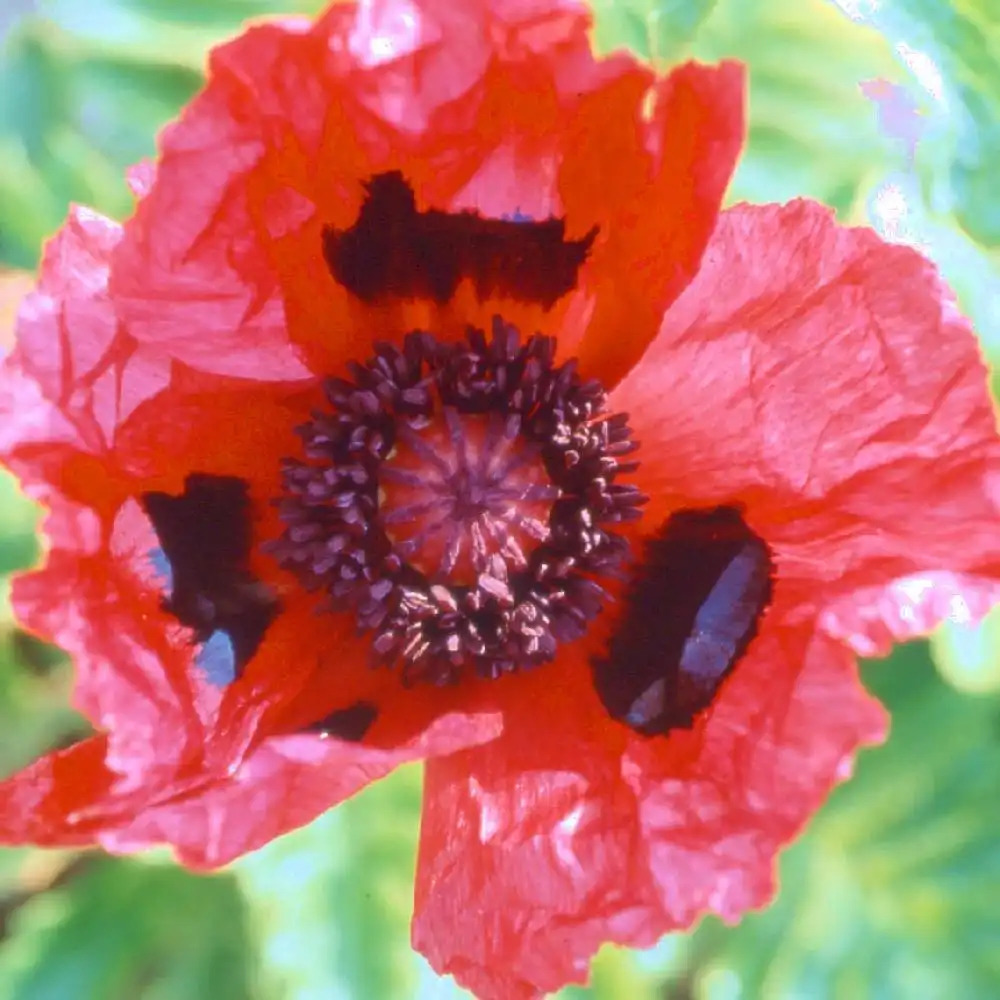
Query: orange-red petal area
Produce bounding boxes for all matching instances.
[109,0,743,385]
[559,60,745,387]
[614,199,1000,646]
[413,622,886,999]
[0,203,503,861]
[4,1,1000,996]
[3,210,298,775]
[406,198,1000,998]
[0,718,502,868]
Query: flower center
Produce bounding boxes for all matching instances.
[380,411,556,584]
[271,318,645,684]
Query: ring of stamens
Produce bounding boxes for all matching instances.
[271,317,645,684]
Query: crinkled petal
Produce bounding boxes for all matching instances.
[0,204,503,852]
[0,713,501,866]
[613,200,1000,643]
[413,624,885,998]
[560,60,745,386]
[338,0,596,129]
[1,208,170,467]
[819,570,1000,657]
[110,3,743,384]
[5,4,997,988]
[0,738,116,847]
[1,210,302,779]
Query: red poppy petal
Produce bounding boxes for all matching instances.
[0,713,501,866]
[110,3,742,384]
[108,19,322,381]
[334,0,597,131]
[4,196,514,851]
[819,570,1000,657]
[627,630,885,923]
[1,211,208,777]
[0,738,116,847]
[112,710,501,867]
[413,625,884,998]
[1,209,169,474]
[614,200,1000,635]
[561,60,746,387]
[0,214,286,778]
[4,379,499,823]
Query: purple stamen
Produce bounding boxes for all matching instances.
[271,322,645,684]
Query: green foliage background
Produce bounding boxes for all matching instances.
[1,1,999,997]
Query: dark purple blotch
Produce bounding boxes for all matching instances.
[322,171,596,308]
[142,474,279,679]
[306,701,378,742]
[593,506,774,737]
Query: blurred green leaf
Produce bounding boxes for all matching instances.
[0,857,257,1000]
[593,0,904,216]
[839,0,1000,246]
[561,940,691,1000]
[825,1,1000,363]
[233,764,430,1000]
[590,0,719,61]
[0,471,38,580]
[0,624,82,777]
[931,606,1000,694]
[686,0,902,215]
[0,0,331,267]
[684,643,1000,999]
[40,0,327,62]
[0,470,86,778]
[0,21,203,266]
[0,293,84,793]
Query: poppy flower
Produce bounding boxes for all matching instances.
[3,0,1000,996]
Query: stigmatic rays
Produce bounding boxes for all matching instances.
[272,319,645,685]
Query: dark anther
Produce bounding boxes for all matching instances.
[271,318,645,685]
[142,474,279,677]
[593,506,774,737]
[322,171,597,308]
[307,701,379,742]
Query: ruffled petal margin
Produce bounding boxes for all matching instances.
[3,6,998,996]
[109,3,743,387]
[413,626,885,999]
[0,709,501,867]
[412,199,1000,997]
[0,205,504,861]
[613,199,1000,638]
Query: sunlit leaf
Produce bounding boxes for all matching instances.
[931,607,1000,694]
[590,0,719,61]
[824,0,1000,361]
[689,0,903,214]
[0,858,257,1000]
[832,0,1000,246]
[233,764,429,1000]
[0,21,204,266]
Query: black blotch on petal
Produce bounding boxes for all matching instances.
[307,701,378,743]
[142,474,279,678]
[593,506,774,738]
[322,171,597,308]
